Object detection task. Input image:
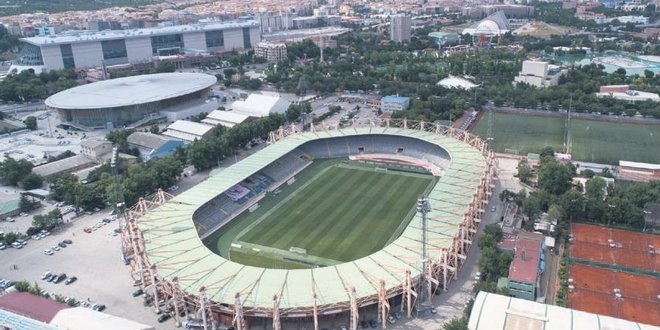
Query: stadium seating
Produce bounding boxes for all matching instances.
[194,135,451,235]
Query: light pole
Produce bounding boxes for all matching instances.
[607,204,616,227]
[642,210,652,232]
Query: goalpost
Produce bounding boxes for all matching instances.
[374,167,388,173]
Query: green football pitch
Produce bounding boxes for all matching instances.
[472,112,660,165]
[203,161,436,269]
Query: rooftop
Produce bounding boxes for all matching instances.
[21,20,259,46]
[0,199,20,215]
[45,73,216,110]
[505,232,543,284]
[165,120,214,137]
[127,132,174,151]
[468,292,660,330]
[437,75,479,90]
[50,307,155,330]
[231,94,290,116]
[31,154,96,177]
[0,292,68,323]
[619,160,660,170]
[381,95,410,104]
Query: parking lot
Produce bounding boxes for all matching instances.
[0,208,178,328]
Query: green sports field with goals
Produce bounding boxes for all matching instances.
[472,112,660,165]
[203,160,436,269]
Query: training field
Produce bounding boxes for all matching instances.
[472,112,660,164]
[205,161,435,269]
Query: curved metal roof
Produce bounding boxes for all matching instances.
[138,127,487,311]
[45,73,216,110]
[468,292,660,330]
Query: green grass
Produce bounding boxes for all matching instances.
[472,112,660,164]
[204,160,435,269]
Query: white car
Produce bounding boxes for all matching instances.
[52,245,60,251]
[475,272,482,281]
[41,271,52,279]
[32,235,41,240]
[44,249,54,255]
[0,244,5,250]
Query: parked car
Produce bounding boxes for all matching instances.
[63,239,72,244]
[0,244,5,250]
[52,245,60,251]
[157,313,171,323]
[58,242,67,248]
[41,271,52,280]
[387,315,396,324]
[475,272,482,282]
[53,273,67,284]
[132,289,143,297]
[44,249,54,255]
[92,304,106,311]
[46,274,57,282]
[64,276,77,285]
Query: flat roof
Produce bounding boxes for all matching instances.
[0,292,68,323]
[50,307,155,330]
[468,292,660,330]
[619,160,660,170]
[507,232,543,284]
[45,73,216,110]
[381,95,410,103]
[32,154,95,177]
[165,120,214,137]
[21,20,259,46]
[138,126,487,310]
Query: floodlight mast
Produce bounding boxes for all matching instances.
[416,197,431,310]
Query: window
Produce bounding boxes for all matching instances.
[150,34,183,55]
[16,43,44,66]
[205,30,224,48]
[242,27,251,48]
[60,44,75,69]
[101,39,127,60]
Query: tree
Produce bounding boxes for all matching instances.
[443,318,468,330]
[585,176,606,201]
[19,195,34,212]
[517,162,533,184]
[23,116,37,130]
[537,160,573,195]
[1,157,34,186]
[21,173,43,190]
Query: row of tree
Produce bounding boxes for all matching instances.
[0,69,77,103]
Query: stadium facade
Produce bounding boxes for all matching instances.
[44,72,216,128]
[15,20,260,71]
[121,119,495,330]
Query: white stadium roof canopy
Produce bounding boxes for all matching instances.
[45,73,216,110]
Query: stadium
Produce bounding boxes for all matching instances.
[121,119,494,329]
[44,72,217,129]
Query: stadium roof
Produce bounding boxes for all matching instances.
[45,73,216,110]
[231,94,290,117]
[138,127,487,310]
[21,20,259,46]
[468,292,660,330]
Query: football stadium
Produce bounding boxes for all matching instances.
[121,119,494,329]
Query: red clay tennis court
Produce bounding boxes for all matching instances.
[570,223,660,273]
[568,263,660,326]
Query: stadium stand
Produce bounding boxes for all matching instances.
[193,134,452,235]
